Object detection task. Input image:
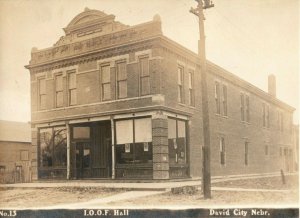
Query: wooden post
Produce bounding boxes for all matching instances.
[190,0,214,199]
[66,123,71,180]
[111,118,115,179]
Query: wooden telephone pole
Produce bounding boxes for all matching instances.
[190,0,214,199]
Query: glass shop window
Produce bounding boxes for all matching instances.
[39,127,67,168]
[115,118,152,164]
[168,118,187,164]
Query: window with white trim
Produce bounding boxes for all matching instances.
[38,77,46,110]
[188,71,195,106]
[215,81,220,114]
[68,72,77,105]
[140,57,150,96]
[101,65,111,101]
[178,66,184,103]
[55,74,63,108]
[116,61,127,99]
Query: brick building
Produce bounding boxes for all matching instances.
[0,120,31,183]
[25,8,295,180]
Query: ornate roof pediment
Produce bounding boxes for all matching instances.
[63,7,122,35]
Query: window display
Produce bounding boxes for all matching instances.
[115,118,152,164]
[168,118,186,164]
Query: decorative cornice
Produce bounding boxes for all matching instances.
[26,38,160,73]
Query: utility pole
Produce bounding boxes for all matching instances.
[190,0,214,199]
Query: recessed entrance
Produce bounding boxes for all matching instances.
[71,121,112,179]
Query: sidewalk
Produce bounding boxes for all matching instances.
[0,172,296,191]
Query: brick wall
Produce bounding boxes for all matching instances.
[152,113,169,179]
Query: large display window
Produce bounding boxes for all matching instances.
[168,118,187,164]
[115,117,152,164]
[39,127,67,178]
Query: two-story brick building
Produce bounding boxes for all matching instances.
[25,8,295,181]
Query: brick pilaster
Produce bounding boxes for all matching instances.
[152,113,169,179]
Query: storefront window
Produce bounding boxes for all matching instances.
[39,127,67,168]
[168,118,186,164]
[115,118,152,164]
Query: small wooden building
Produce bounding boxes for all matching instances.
[0,120,31,183]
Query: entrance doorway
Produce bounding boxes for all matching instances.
[72,121,112,179]
[76,142,91,178]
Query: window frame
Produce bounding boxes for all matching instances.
[215,81,221,114]
[244,141,249,166]
[188,70,195,106]
[100,64,111,101]
[114,117,153,165]
[139,56,150,96]
[220,136,226,166]
[222,84,227,116]
[240,93,245,121]
[177,65,184,103]
[67,71,77,106]
[38,77,46,110]
[168,117,187,165]
[55,73,64,108]
[116,61,127,99]
[38,126,67,169]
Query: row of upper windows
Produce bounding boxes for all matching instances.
[214,81,292,132]
[177,65,195,106]
[37,57,150,110]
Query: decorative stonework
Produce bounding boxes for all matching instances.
[27,9,162,67]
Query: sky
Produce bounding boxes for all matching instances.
[0,0,298,123]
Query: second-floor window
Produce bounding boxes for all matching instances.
[38,78,46,110]
[188,71,195,106]
[277,111,284,132]
[101,65,111,101]
[262,103,270,128]
[55,74,63,108]
[240,94,245,121]
[245,95,250,122]
[222,85,227,116]
[140,57,150,96]
[68,72,76,106]
[116,62,127,99]
[241,93,250,122]
[215,81,220,114]
[178,66,184,103]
